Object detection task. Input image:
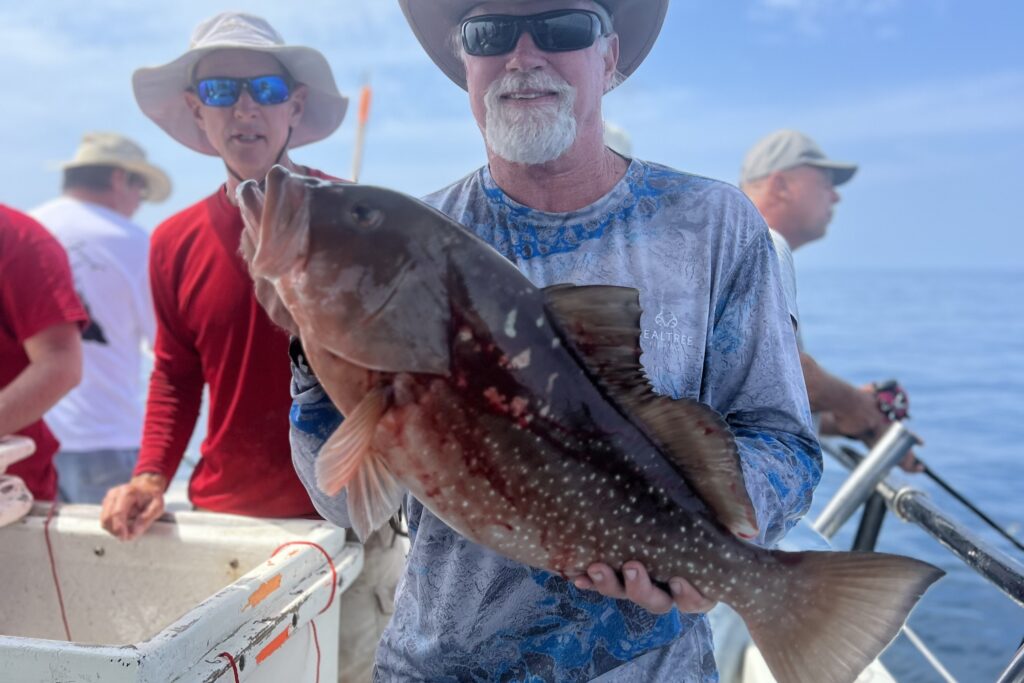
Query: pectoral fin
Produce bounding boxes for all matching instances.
[315,386,404,541]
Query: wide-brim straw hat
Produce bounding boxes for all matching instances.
[132,12,348,156]
[398,0,669,90]
[60,132,172,203]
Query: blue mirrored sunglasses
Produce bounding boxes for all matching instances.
[193,75,293,107]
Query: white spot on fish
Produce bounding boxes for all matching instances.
[504,309,518,338]
[551,337,561,349]
[509,349,532,370]
[536,315,545,327]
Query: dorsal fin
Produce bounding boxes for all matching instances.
[629,396,759,539]
[542,284,759,540]
[541,284,647,393]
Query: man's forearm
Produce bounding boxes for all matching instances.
[0,344,81,437]
[800,352,856,414]
[800,352,887,439]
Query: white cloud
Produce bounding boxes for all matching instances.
[749,0,918,37]
[601,69,1024,196]
[608,70,1024,151]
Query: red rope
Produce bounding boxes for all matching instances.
[270,541,338,614]
[217,651,241,682]
[43,501,72,641]
[41,513,334,681]
[217,540,336,681]
[310,620,322,683]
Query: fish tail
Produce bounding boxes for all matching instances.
[740,550,943,683]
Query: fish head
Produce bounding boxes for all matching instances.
[238,165,453,375]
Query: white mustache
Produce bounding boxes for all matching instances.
[488,71,573,101]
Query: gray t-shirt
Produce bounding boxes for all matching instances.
[289,159,821,682]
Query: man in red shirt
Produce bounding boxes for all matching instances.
[0,205,87,502]
[98,13,406,680]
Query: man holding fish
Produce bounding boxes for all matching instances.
[239,1,939,681]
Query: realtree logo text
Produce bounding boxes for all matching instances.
[643,309,695,348]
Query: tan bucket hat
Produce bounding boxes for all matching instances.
[132,12,348,156]
[398,0,669,90]
[61,132,172,203]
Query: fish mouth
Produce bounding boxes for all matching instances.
[237,180,264,255]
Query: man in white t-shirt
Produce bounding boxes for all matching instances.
[740,129,920,471]
[31,132,172,503]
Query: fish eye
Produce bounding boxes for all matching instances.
[350,203,383,229]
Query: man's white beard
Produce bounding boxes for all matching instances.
[484,72,577,165]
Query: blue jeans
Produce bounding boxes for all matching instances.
[54,448,138,504]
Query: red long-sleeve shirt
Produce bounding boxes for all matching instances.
[0,205,88,499]
[136,173,332,517]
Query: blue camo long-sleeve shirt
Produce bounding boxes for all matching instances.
[289,159,822,682]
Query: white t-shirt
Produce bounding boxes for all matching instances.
[769,228,803,350]
[30,197,154,451]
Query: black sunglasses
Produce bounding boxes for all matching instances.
[461,9,607,57]
[192,75,293,107]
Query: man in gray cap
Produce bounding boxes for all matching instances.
[30,132,169,504]
[740,129,920,471]
[97,12,406,681]
[284,2,822,680]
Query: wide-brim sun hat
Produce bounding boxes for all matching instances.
[398,0,669,90]
[132,12,348,156]
[61,132,172,203]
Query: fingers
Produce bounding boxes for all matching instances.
[99,485,163,542]
[622,561,674,614]
[668,577,717,613]
[900,450,925,473]
[574,562,625,598]
[100,484,131,540]
[573,562,715,615]
[128,493,165,541]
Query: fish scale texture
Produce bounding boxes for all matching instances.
[289,159,822,682]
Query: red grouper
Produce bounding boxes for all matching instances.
[239,166,943,683]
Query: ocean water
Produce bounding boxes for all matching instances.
[170,267,1023,681]
[798,268,1024,683]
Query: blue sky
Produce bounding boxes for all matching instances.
[2,0,1021,269]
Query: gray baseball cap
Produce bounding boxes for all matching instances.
[740,129,858,186]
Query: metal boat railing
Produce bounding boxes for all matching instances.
[817,423,1024,683]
